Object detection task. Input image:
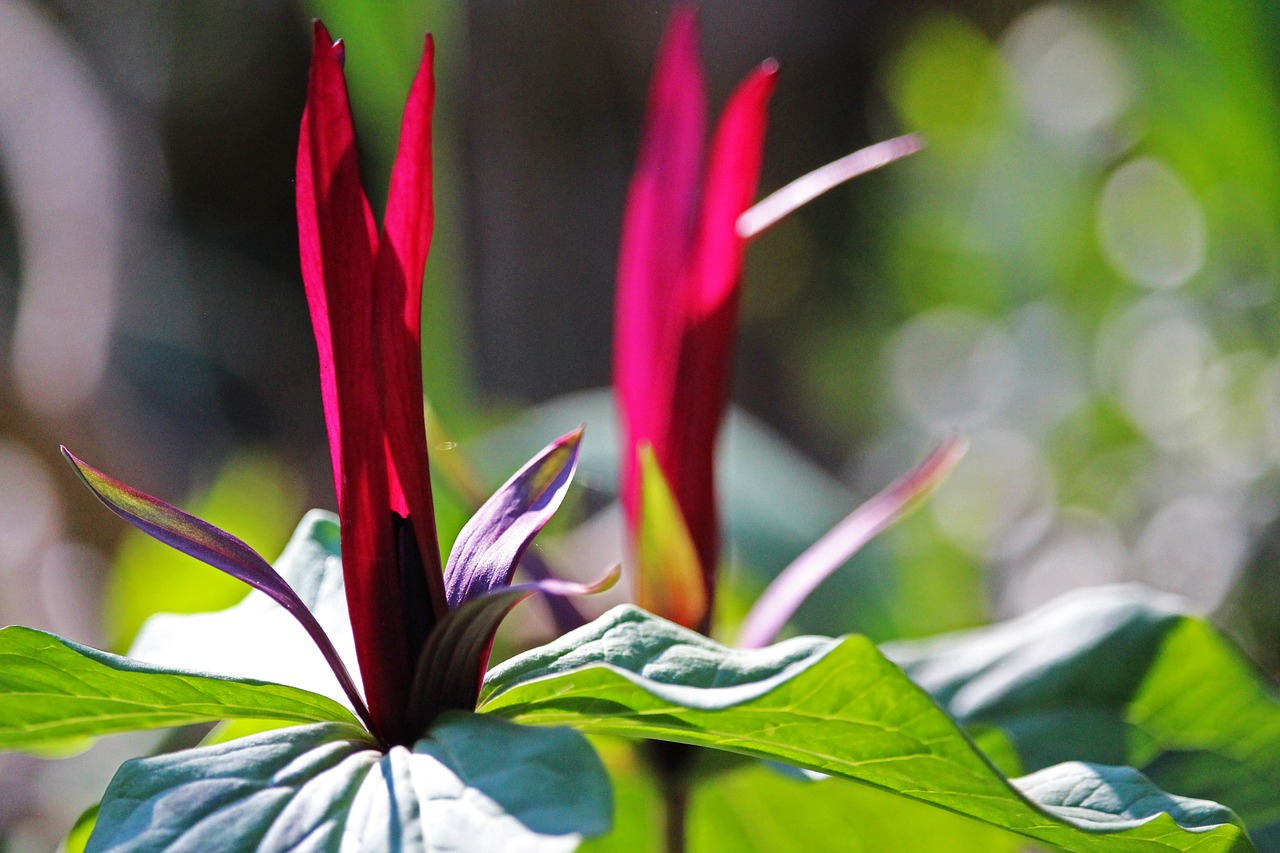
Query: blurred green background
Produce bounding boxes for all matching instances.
[0,0,1276,848]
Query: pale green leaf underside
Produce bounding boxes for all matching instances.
[88,714,611,853]
[480,605,1253,853]
[580,740,1021,853]
[0,624,359,749]
[128,509,360,708]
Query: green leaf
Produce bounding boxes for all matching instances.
[0,624,359,750]
[88,714,610,852]
[883,585,1280,847]
[481,605,1255,853]
[128,510,359,708]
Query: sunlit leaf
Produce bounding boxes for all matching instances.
[0,625,358,751]
[482,605,1254,852]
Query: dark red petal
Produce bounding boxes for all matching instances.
[374,34,447,621]
[298,21,410,742]
[297,20,379,511]
[665,62,777,598]
[614,6,707,534]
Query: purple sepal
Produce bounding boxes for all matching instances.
[444,428,583,608]
[411,565,619,726]
[519,549,589,634]
[61,447,376,736]
[736,437,967,649]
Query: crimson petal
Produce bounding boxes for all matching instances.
[298,21,416,743]
[663,60,777,597]
[444,428,583,608]
[61,448,375,735]
[374,33,447,615]
[614,6,707,537]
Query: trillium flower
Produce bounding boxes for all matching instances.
[615,7,958,639]
[62,21,612,750]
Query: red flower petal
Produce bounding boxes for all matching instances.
[298,21,412,743]
[374,33,448,618]
[297,20,379,510]
[663,61,777,600]
[614,7,707,535]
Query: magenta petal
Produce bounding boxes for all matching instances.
[614,6,707,535]
[444,428,583,608]
[663,61,777,591]
[411,565,619,723]
[61,448,375,735]
[736,437,968,649]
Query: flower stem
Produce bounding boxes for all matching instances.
[647,741,694,853]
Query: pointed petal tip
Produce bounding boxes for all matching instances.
[669,4,700,37]
[311,19,333,46]
[588,562,622,594]
[559,424,586,448]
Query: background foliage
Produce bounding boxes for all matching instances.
[0,0,1274,849]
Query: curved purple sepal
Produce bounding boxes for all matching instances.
[61,447,376,735]
[444,428,583,608]
[411,565,619,726]
[737,437,967,649]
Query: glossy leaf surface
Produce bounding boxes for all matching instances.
[481,605,1254,852]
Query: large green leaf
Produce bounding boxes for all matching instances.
[88,714,610,852]
[0,625,358,751]
[883,585,1280,848]
[480,605,1254,852]
[128,509,359,708]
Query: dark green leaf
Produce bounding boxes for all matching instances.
[481,605,1254,852]
[88,714,610,852]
